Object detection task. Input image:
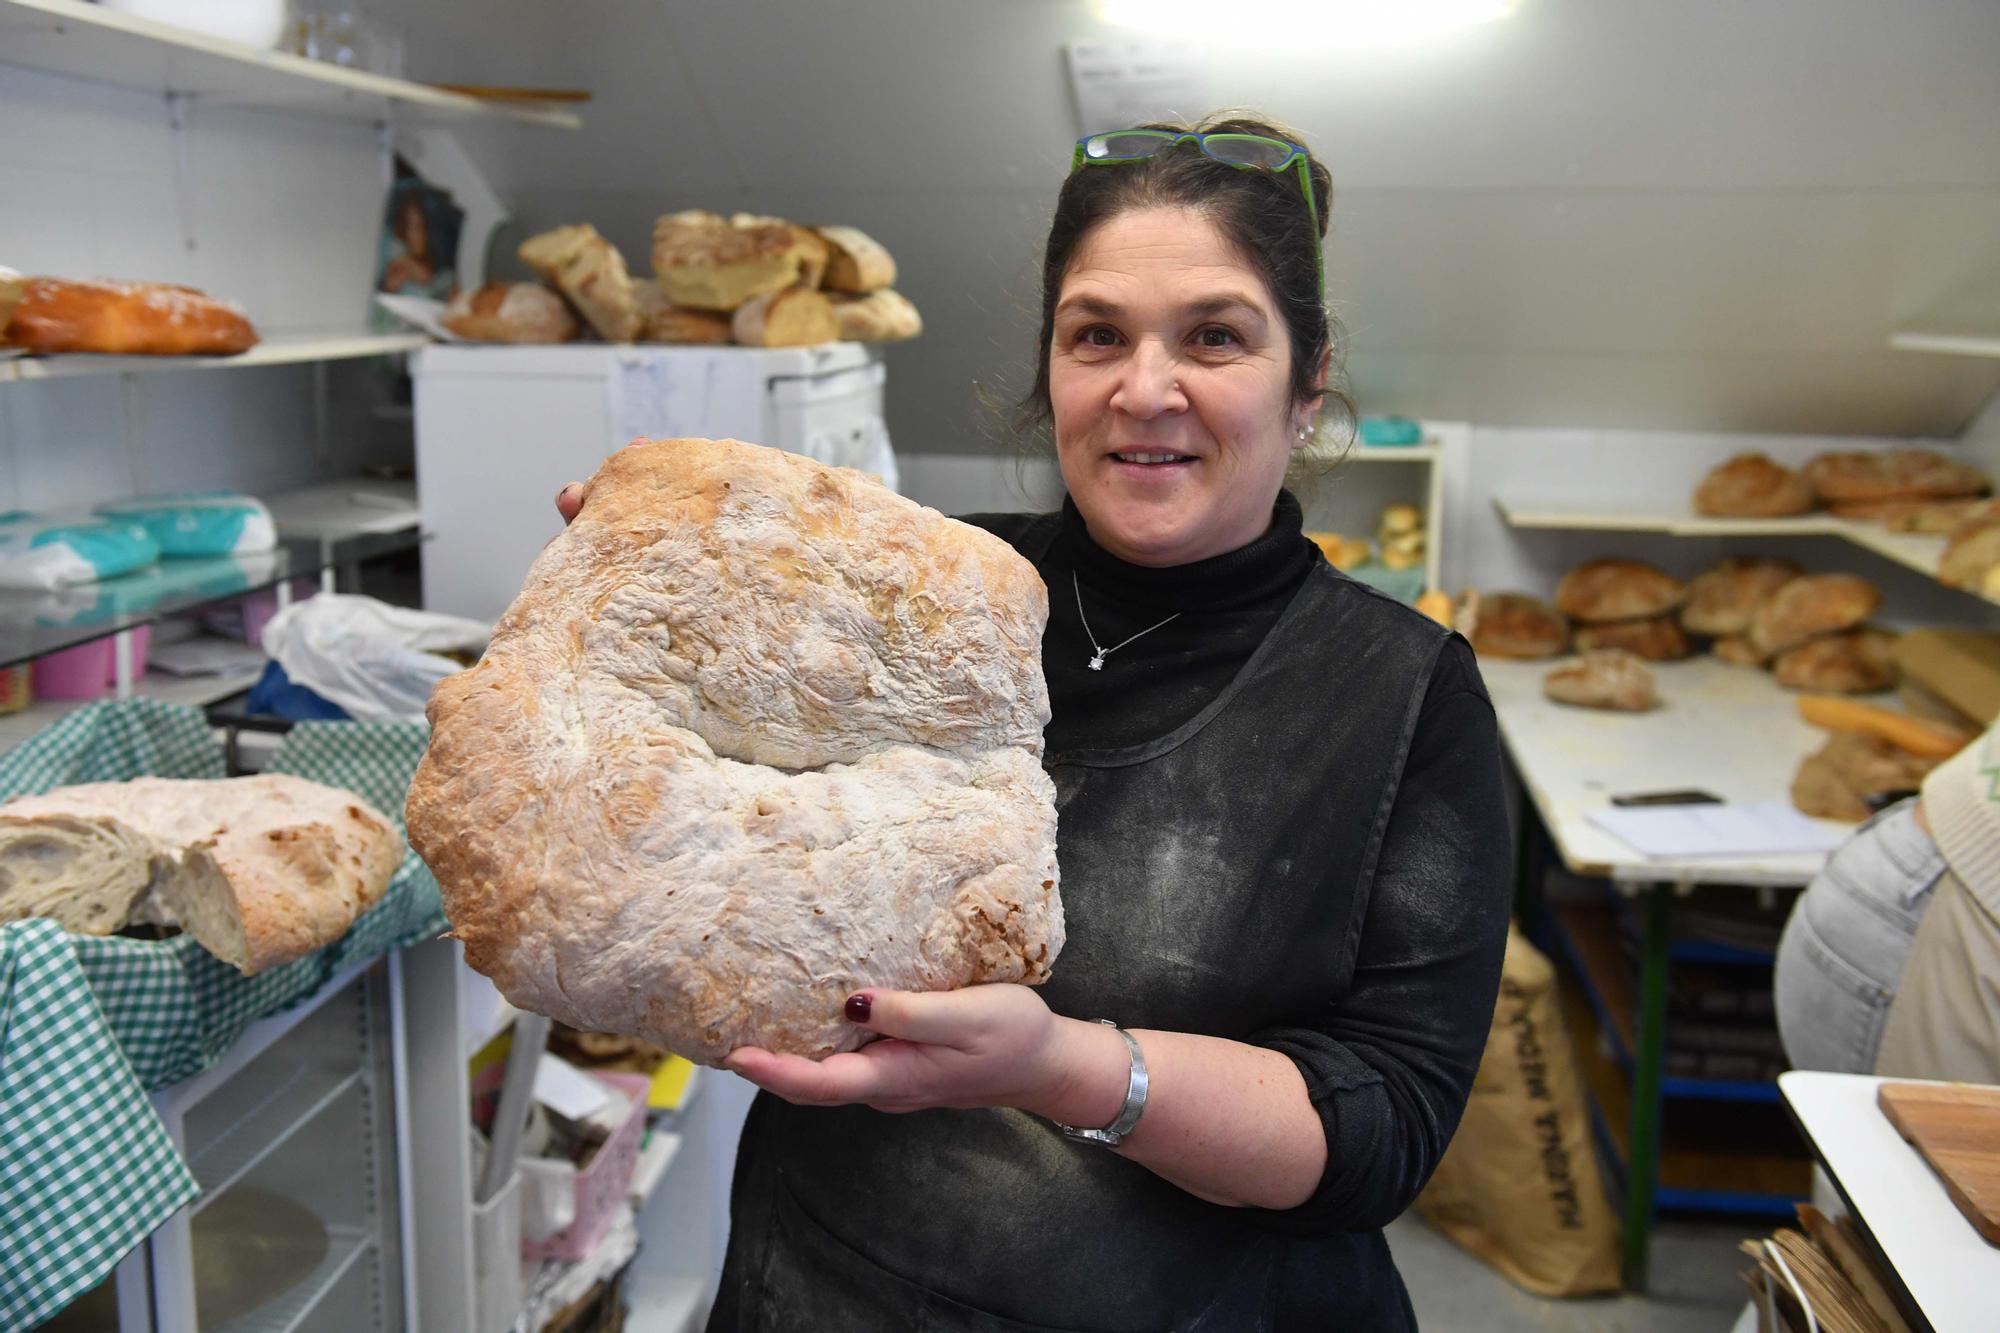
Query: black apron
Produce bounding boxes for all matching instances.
[708,516,1442,1332]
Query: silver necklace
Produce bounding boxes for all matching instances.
[1073,571,1181,671]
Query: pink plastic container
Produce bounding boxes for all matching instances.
[31,626,151,700]
[519,1071,649,1263]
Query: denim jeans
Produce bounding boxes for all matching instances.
[1774,798,1946,1074]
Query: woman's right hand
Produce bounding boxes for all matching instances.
[556,482,587,526]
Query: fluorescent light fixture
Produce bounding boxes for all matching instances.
[1093,0,1521,49]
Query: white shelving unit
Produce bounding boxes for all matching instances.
[1,332,430,384]
[1296,429,1455,594]
[1491,492,2000,608]
[0,0,582,129]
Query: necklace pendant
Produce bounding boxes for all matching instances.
[1087,653,1105,671]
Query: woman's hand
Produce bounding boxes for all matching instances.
[722,985,1122,1119]
[555,481,587,525]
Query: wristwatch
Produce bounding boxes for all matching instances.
[1054,1020,1149,1147]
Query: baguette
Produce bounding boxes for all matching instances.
[5,278,258,356]
[1795,695,1971,758]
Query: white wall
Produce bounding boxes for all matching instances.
[375,0,2000,456]
[0,61,394,513]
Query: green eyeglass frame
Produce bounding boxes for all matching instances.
[1070,129,1324,298]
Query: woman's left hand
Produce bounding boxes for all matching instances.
[721,984,1084,1115]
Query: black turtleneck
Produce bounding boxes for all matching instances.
[1036,490,1318,755]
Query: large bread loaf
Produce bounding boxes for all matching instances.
[405,438,1062,1065]
[0,774,403,972]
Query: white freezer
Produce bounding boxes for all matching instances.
[411,342,893,621]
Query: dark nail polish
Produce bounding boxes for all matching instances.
[844,993,871,1024]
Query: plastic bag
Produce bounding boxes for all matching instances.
[95,491,276,557]
[260,594,488,724]
[1413,924,1622,1297]
[0,512,160,589]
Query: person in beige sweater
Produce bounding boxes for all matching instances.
[1776,722,2000,1084]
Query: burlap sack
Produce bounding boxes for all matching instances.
[1413,924,1622,1297]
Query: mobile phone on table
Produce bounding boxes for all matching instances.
[1609,788,1725,807]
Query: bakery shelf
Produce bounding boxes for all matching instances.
[187,1064,367,1208]
[1548,901,1783,1105]
[1491,491,2000,608]
[0,0,582,130]
[0,536,327,672]
[0,332,430,384]
[0,662,264,752]
[209,1223,375,1333]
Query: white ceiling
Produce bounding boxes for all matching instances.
[384,0,2000,450]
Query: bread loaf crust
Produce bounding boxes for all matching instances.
[1747,573,1881,657]
[518,224,641,342]
[1554,558,1683,624]
[6,278,258,356]
[651,211,813,311]
[816,225,897,293]
[1693,453,1813,518]
[406,438,1063,1065]
[832,289,922,343]
[1543,649,1658,711]
[441,282,580,343]
[1679,556,1803,636]
[732,287,838,347]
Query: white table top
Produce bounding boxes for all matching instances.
[1482,656,1852,887]
[1780,1071,2000,1333]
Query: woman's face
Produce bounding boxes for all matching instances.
[1049,205,1311,567]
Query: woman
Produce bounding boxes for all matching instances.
[558,113,1510,1331]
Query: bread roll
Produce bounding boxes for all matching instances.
[0,775,403,973]
[1747,573,1881,657]
[633,277,733,345]
[1554,559,1684,624]
[5,278,258,356]
[651,210,814,311]
[1792,731,1939,822]
[405,438,1063,1065]
[1803,449,1988,504]
[732,286,838,348]
[1306,532,1369,571]
[1693,453,1813,518]
[1938,516,2000,589]
[440,282,579,344]
[731,216,831,289]
[1543,650,1658,712]
[1465,591,1569,660]
[816,225,898,294]
[1774,629,1899,695]
[1712,636,1766,667]
[517,224,641,342]
[1679,556,1804,637]
[831,289,922,343]
[1574,615,1691,662]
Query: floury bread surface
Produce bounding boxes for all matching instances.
[406,438,1062,1065]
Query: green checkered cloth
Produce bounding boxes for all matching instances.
[0,699,446,1329]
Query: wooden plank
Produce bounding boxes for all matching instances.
[1877,1082,2000,1246]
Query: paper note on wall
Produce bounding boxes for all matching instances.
[1066,41,1211,137]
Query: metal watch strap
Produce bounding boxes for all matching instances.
[1056,1020,1149,1147]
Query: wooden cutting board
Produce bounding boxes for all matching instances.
[1878,1081,2000,1246]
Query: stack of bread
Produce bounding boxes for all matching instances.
[1790,695,1969,822]
[1684,560,1897,694]
[0,774,404,974]
[1693,449,1989,522]
[1377,504,1425,572]
[443,214,923,350]
[1,269,259,357]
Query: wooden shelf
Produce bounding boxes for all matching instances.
[0,0,582,129]
[1,332,429,383]
[1492,492,2000,608]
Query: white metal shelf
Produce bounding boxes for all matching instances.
[1,332,430,383]
[0,0,582,129]
[188,1066,366,1209]
[1491,492,2000,608]
[210,1224,375,1333]
[0,663,264,753]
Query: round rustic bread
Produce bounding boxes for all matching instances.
[441,282,579,344]
[1692,453,1813,518]
[1747,573,1881,657]
[1543,649,1658,712]
[1573,615,1690,662]
[1679,556,1803,637]
[1554,559,1684,624]
[1773,629,1899,695]
[1465,591,1569,660]
[406,438,1063,1065]
[1803,449,1989,504]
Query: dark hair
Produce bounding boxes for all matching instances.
[1021,111,1354,453]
